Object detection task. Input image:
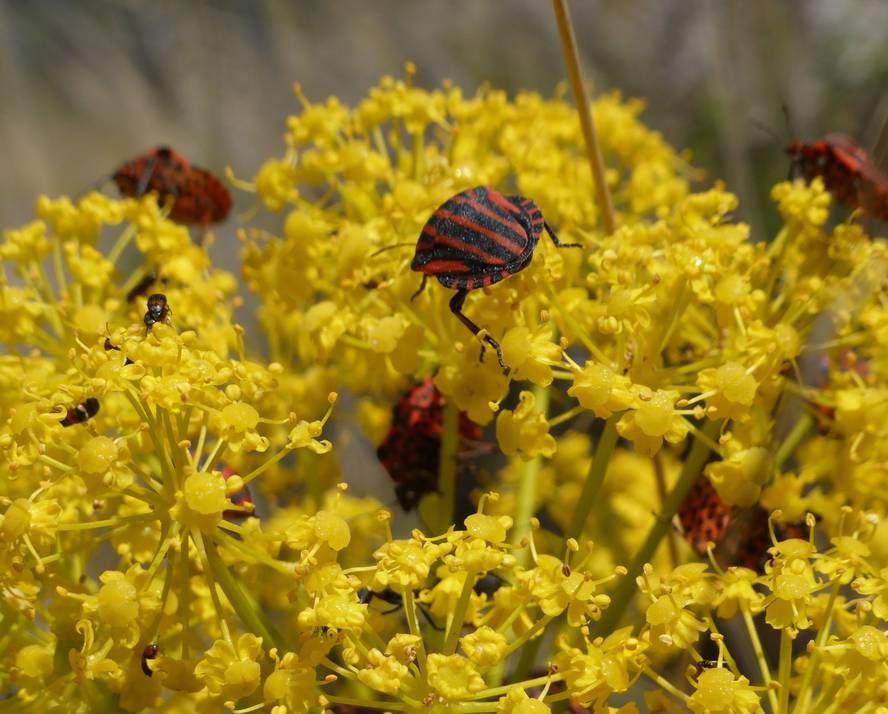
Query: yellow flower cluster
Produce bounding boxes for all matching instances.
[1,67,887,712]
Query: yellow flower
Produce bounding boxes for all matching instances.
[567,361,633,419]
[496,390,557,460]
[688,667,760,714]
[501,325,562,386]
[460,625,508,666]
[263,652,316,713]
[356,648,409,694]
[496,687,550,714]
[617,389,689,456]
[194,634,263,701]
[696,361,758,422]
[426,653,485,699]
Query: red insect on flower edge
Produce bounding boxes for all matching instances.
[678,477,806,573]
[221,465,255,520]
[786,134,888,221]
[376,378,481,511]
[410,186,581,370]
[113,146,232,225]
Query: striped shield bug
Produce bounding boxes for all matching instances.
[677,477,806,573]
[376,378,482,511]
[113,146,232,225]
[786,134,888,221]
[410,186,581,370]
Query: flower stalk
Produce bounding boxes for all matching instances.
[552,0,616,234]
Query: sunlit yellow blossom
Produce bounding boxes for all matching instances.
[497,687,550,714]
[194,634,263,701]
[496,390,557,460]
[617,389,689,456]
[687,667,760,713]
[567,361,633,418]
[426,653,485,699]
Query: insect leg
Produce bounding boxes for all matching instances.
[410,274,429,301]
[449,290,507,371]
[135,158,157,198]
[544,222,582,249]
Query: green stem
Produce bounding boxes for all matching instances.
[591,419,721,637]
[509,384,551,554]
[551,0,616,234]
[795,582,840,714]
[204,539,282,650]
[775,412,812,470]
[565,414,619,542]
[741,604,779,713]
[442,574,475,656]
[777,628,793,714]
[436,400,459,535]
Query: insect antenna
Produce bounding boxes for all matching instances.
[370,242,416,258]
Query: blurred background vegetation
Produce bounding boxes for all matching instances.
[2,0,887,249]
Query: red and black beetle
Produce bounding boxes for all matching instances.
[376,378,481,511]
[786,134,888,221]
[113,146,232,225]
[410,186,581,369]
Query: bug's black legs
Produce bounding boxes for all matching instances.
[449,290,507,372]
[135,158,157,198]
[544,222,582,249]
[411,274,428,302]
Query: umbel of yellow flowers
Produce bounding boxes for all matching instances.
[0,72,886,713]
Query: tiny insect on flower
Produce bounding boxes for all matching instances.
[786,134,888,221]
[141,643,160,677]
[410,186,581,370]
[678,477,806,572]
[143,293,171,331]
[60,397,100,427]
[221,465,255,520]
[113,145,232,225]
[376,378,481,510]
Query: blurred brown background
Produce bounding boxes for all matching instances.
[2,0,887,242]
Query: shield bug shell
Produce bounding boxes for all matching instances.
[786,134,888,221]
[113,146,231,225]
[678,477,806,573]
[376,378,481,511]
[410,186,581,369]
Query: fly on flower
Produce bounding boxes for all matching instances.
[677,477,806,572]
[786,134,888,221]
[60,398,100,427]
[376,378,481,511]
[113,145,232,225]
[144,293,171,331]
[410,186,581,369]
